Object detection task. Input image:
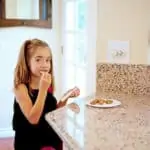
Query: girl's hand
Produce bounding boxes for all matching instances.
[65,87,80,99]
[57,87,80,108]
[39,72,51,91]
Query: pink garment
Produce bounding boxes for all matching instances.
[48,86,53,94]
[41,146,55,150]
[41,143,63,150]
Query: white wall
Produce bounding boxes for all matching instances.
[96,0,150,64]
[0,0,62,137]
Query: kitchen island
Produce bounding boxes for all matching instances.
[45,92,150,150]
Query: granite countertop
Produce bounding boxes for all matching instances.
[45,92,150,150]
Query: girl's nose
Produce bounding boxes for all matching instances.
[42,60,49,66]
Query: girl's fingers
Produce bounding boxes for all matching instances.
[71,88,80,97]
[41,72,51,83]
[43,73,50,80]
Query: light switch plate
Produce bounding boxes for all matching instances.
[107,40,130,64]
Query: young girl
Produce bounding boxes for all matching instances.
[12,39,80,150]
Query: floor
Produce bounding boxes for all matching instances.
[0,137,14,150]
[0,137,67,150]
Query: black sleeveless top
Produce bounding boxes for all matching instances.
[12,85,61,150]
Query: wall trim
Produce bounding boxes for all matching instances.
[0,128,14,138]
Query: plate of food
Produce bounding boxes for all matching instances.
[87,98,121,108]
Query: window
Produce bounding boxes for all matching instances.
[62,0,88,97]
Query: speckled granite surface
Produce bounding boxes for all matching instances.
[45,92,150,150]
[96,63,150,95]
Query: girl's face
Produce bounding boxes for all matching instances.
[28,47,51,77]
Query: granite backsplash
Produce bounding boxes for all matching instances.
[96,63,150,96]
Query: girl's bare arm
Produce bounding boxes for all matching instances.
[14,84,47,125]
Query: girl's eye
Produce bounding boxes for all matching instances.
[36,59,40,62]
[46,59,50,62]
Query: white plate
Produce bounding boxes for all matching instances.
[86,99,121,108]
